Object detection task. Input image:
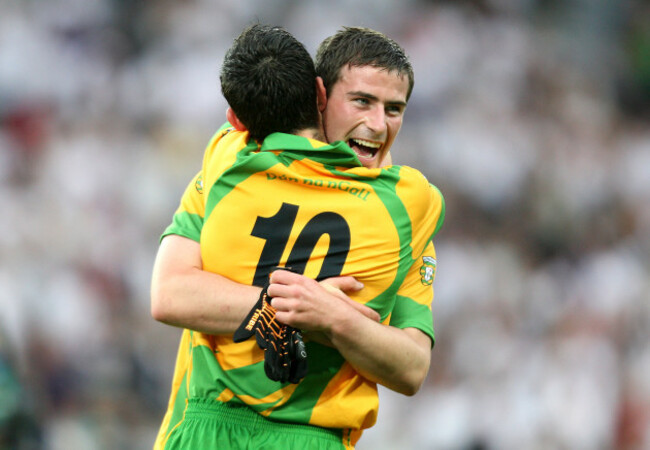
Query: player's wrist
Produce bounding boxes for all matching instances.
[326,309,358,343]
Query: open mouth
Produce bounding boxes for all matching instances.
[349,138,381,160]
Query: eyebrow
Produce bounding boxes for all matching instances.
[348,90,407,108]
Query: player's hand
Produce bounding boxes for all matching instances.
[320,277,380,323]
[268,270,381,341]
[298,278,379,348]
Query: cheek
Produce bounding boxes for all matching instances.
[387,120,403,139]
[324,117,345,141]
[325,106,356,140]
[382,121,402,151]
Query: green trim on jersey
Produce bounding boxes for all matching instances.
[260,133,362,168]
[431,184,446,237]
[162,211,202,243]
[391,295,435,344]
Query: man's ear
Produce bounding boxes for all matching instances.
[226,107,247,132]
[316,77,327,113]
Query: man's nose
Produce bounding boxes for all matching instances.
[365,107,387,134]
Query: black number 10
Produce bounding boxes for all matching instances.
[250,202,351,285]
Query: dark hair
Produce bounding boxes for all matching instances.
[220,24,319,141]
[315,26,414,101]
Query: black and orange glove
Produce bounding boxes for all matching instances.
[286,327,308,383]
[233,280,308,384]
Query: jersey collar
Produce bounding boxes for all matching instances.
[259,132,362,168]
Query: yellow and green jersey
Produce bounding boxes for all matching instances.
[155,126,445,448]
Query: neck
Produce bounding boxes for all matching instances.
[294,128,325,142]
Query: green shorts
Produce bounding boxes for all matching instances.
[162,399,349,449]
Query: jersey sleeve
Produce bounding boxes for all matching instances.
[160,122,244,243]
[430,184,445,238]
[389,169,445,347]
[389,240,437,346]
[161,170,205,242]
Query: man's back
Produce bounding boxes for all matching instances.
[181,127,443,428]
[202,128,440,311]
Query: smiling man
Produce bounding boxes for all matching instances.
[316,27,413,168]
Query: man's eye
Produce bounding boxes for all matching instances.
[386,106,403,115]
[354,98,370,105]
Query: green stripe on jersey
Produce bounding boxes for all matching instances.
[324,164,414,317]
[431,184,445,237]
[204,141,274,220]
[260,134,361,168]
[267,343,345,423]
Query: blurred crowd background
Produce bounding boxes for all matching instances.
[1,0,649,449]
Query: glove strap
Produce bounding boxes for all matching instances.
[233,285,270,343]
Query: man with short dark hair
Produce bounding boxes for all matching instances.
[316,26,414,168]
[220,25,321,142]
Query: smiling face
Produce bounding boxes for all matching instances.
[321,65,409,169]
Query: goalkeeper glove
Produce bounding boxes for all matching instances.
[233,280,308,383]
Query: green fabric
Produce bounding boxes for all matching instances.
[161,211,202,243]
[431,184,446,237]
[164,399,345,450]
[390,295,435,346]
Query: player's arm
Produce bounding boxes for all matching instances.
[151,130,263,333]
[269,178,444,395]
[389,241,437,346]
[150,234,375,333]
[150,234,262,333]
[330,312,431,397]
[268,270,431,396]
[151,127,381,334]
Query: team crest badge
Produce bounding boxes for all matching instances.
[419,256,437,286]
[195,175,204,194]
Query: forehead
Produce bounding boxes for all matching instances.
[332,65,409,103]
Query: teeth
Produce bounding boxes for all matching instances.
[351,138,381,149]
